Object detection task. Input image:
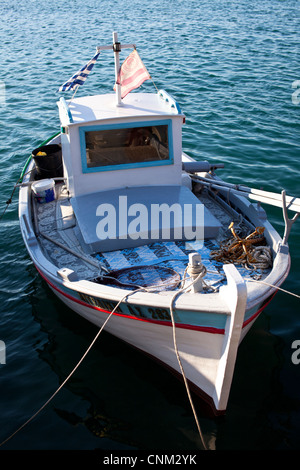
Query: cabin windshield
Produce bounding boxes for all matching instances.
[80,122,172,172]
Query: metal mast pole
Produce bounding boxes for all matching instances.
[113,31,122,106]
[97,33,135,107]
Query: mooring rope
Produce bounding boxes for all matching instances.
[0,235,297,450]
[246,278,300,299]
[169,272,209,451]
[0,132,61,222]
[0,289,139,448]
[1,257,298,449]
[0,173,28,221]
[0,273,209,450]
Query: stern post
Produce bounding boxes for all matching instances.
[214,263,247,411]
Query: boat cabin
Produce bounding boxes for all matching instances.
[58,90,184,196]
[57,91,221,252]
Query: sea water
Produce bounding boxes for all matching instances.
[0,0,300,451]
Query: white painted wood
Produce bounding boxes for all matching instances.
[59,100,184,197]
[50,287,226,403]
[60,93,182,126]
[214,264,247,410]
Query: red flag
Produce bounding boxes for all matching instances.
[116,49,151,98]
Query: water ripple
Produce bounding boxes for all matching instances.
[0,0,299,451]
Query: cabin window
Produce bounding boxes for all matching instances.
[79,120,173,173]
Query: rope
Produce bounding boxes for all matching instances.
[249,246,272,270]
[1,222,296,450]
[169,274,209,450]
[186,263,207,279]
[0,289,137,448]
[1,131,60,221]
[0,274,208,450]
[246,278,300,299]
[210,222,272,271]
[0,170,33,221]
[3,251,297,448]
[151,77,159,93]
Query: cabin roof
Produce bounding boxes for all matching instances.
[58,90,183,127]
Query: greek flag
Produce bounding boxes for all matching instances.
[58,51,100,92]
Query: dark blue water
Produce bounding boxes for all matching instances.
[0,0,300,451]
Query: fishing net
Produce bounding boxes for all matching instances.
[95,265,181,291]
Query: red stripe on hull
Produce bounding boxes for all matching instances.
[36,267,226,334]
[36,267,273,336]
[242,291,277,328]
[35,267,276,417]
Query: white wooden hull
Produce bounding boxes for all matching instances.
[33,260,280,415]
[18,133,291,415]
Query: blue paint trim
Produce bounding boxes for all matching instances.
[79,119,174,174]
[175,309,227,330]
[158,89,182,114]
[39,268,227,333]
[59,97,73,123]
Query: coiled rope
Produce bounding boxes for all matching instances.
[210,222,272,271]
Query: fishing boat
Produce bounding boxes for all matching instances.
[18,33,299,416]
